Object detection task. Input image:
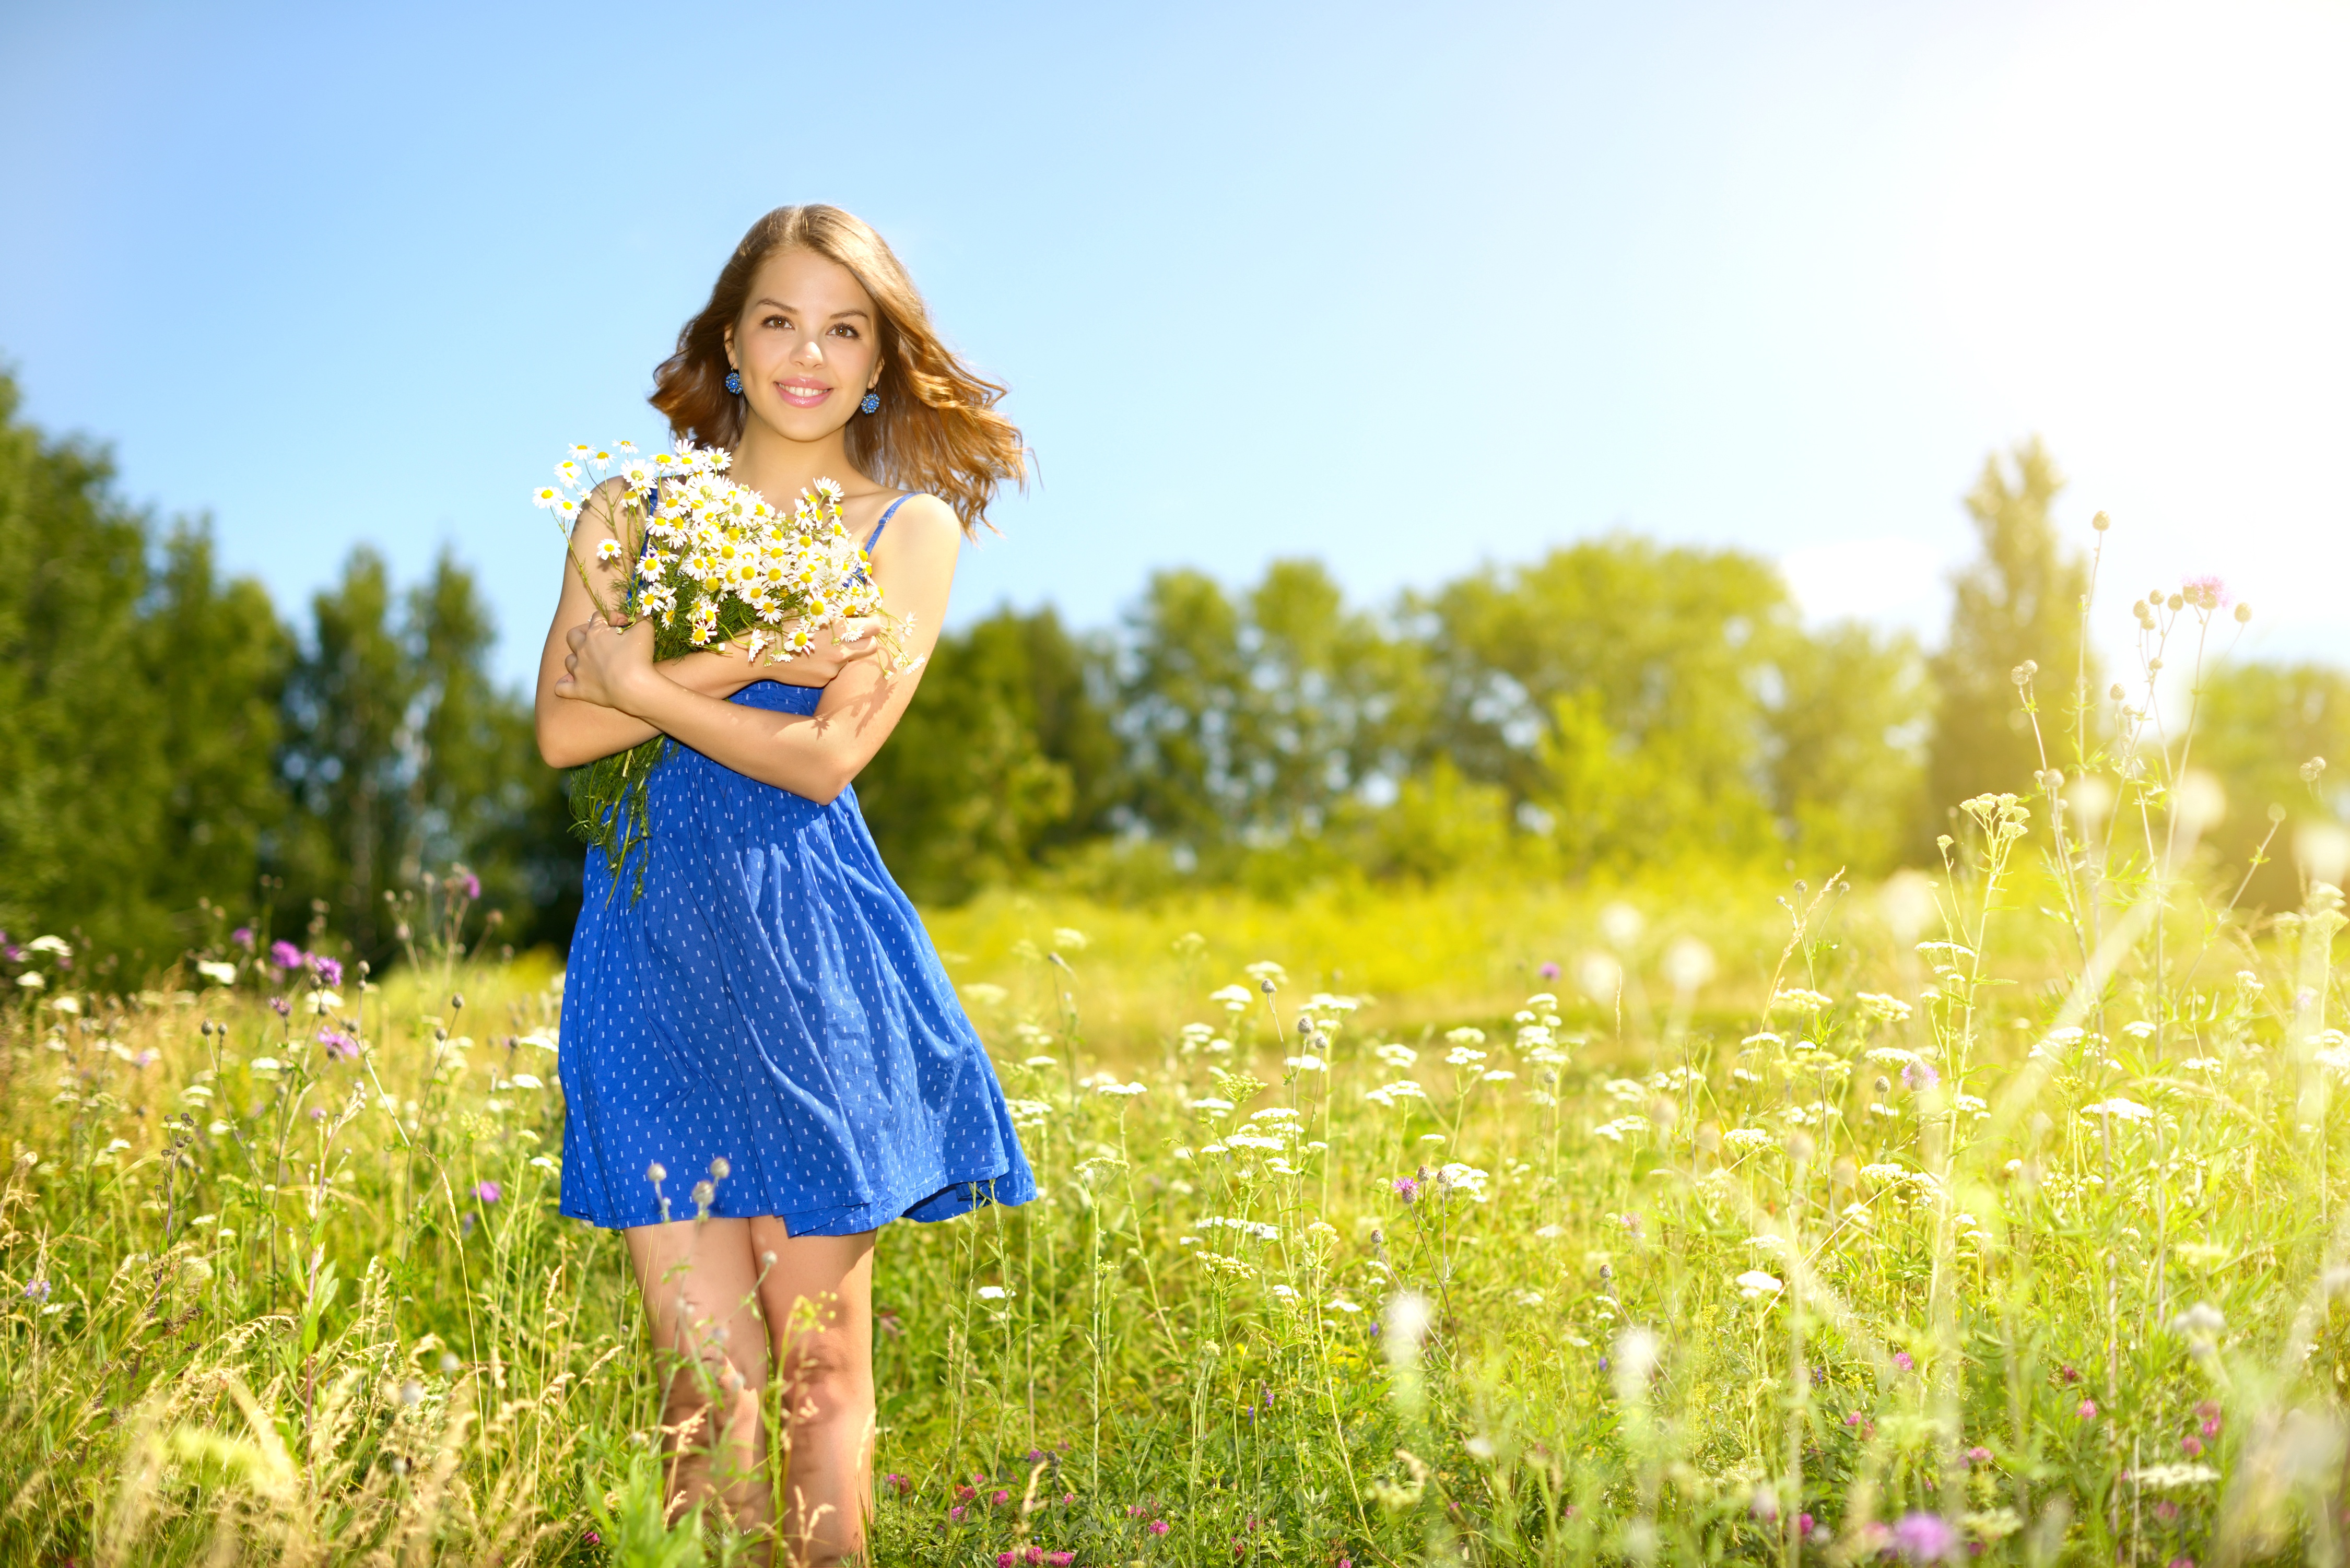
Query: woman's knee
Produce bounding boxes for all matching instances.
[778,1329,872,1420]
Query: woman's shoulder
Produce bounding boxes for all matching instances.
[570,475,636,539]
[875,490,960,546]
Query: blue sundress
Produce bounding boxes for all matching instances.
[556,497,1039,1234]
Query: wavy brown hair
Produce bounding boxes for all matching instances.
[650,204,1025,535]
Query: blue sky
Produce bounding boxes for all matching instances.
[4,1,2344,685]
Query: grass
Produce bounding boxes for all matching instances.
[6,600,2349,1564]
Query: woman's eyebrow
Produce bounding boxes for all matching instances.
[751,297,870,322]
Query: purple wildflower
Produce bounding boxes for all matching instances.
[311,954,344,987]
[1150,1519,1170,1536]
[996,1552,1015,1568]
[24,1279,49,1302]
[1797,1512,1814,1535]
[1891,1512,1954,1561]
[1901,1060,1938,1091]
[884,1472,910,1495]
[231,926,254,948]
[2182,574,2230,609]
[948,1505,966,1522]
[1893,1350,1914,1372]
[318,1027,360,1060]
[1392,1176,1420,1204]
[459,871,481,900]
[1539,961,1560,981]
[270,996,291,1018]
[270,940,304,972]
[1966,1445,1992,1464]
[2078,1398,2098,1419]
[473,1181,502,1204]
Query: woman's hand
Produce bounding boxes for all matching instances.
[556,617,661,713]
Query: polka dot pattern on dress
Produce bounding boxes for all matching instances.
[556,674,1039,1235]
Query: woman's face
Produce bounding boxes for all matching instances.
[724,246,884,443]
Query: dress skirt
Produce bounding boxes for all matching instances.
[556,679,1038,1235]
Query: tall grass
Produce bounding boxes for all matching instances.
[4,574,2343,1566]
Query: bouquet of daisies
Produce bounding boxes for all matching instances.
[534,439,901,892]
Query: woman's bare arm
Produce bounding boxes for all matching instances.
[532,480,877,769]
[554,493,959,804]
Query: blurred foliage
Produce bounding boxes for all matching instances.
[1926,437,2092,837]
[2192,661,2350,910]
[0,374,571,977]
[1,368,2332,977]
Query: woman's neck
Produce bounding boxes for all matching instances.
[727,419,880,507]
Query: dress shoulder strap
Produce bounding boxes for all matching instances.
[864,492,919,552]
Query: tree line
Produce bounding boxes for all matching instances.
[3,372,2340,980]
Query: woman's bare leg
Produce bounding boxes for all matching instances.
[749,1217,877,1567]
[625,1219,773,1538]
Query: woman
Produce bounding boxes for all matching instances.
[535,204,1037,1565]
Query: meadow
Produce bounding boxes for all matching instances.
[8,714,2350,1568]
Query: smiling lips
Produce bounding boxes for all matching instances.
[774,378,832,408]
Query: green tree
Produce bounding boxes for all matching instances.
[1425,537,1790,867]
[277,547,566,963]
[1768,622,1931,876]
[855,606,1117,904]
[278,549,417,958]
[1114,569,1250,862]
[0,374,291,971]
[2192,661,2350,911]
[1926,438,2092,831]
[403,552,578,954]
[1110,561,1428,877]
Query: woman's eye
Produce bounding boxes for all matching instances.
[830,324,859,339]
[763,315,788,329]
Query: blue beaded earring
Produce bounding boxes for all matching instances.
[860,389,880,415]
[723,369,743,395]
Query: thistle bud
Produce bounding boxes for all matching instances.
[2092,511,2111,531]
[2109,684,2126,701]
[2167,594,2184,612]
[2235,603,2252,623]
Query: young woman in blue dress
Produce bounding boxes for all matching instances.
[534,204,1036,1565]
